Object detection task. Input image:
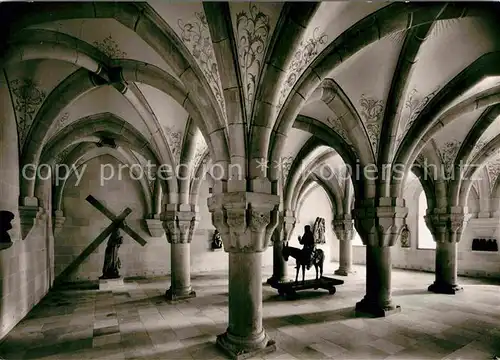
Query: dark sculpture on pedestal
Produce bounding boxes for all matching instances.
[211,229,223,250]
[100,228,123,279]
[472,238,498,252]
[0,211,15,246]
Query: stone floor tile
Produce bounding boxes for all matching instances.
[0,265,499,360]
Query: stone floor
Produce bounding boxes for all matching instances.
[1,263,500,360]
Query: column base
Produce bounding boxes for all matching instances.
[165,287,196,302]
[216,331,276,360]
[334,268,355,276]
[355,297,401,318]
[428,282,463,295]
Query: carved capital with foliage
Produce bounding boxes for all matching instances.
[353,198,408,246]
[424,208,468,243]
[162,210,199,244]
[332,216,354,241]
[207,191,280,253]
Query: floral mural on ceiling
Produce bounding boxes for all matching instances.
[93,35,127,58]
[163,126,183,165]
[395,87,440,150]
[358,94,384,156]
[192,137,208,174]
[54,112,70,134]
[438,140,461,178]
[487,158,500,194]
[326,116,352,147]
[9,78,47,149]
[236,4,271,121]
[178,12,226,120]
[278,27,328,108]
[277,155,294,188]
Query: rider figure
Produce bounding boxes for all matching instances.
[298,225,315,270]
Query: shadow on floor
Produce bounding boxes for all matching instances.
[392,288,430,296]
[53,281,99,291]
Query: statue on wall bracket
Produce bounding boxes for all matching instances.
[400,224,410,248]
[312,217,326,244]
[211,229,223,250]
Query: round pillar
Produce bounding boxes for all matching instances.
[334,238,353,276]
[164,209,198,302]
[228,253,265,341]
[428,240,462,294]
[355,245,400,317]
[166,242,195,300]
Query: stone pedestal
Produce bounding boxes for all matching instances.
[353,198,407,317]
[333,217,355,276]
[163,206,198,302]
[208,184,280,359]
[425,210,467,295]
[99,277,124,291]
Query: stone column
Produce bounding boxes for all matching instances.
[208,184,280,359]
[267,212,295,284]
[53,210,66,237]
[163,205,199,301]
[353,198,407,317]
[425,209,467,294]
[333,215,355,276]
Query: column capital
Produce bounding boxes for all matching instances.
[353,197,408,247]
[424,207,470,243]
[207,191,280,253]
[162,207,199,244]
[332,215,354,241]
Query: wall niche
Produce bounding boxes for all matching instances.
[472,238,498,252]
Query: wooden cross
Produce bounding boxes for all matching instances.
[55,195,147,285]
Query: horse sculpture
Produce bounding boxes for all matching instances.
[282,241,324,283]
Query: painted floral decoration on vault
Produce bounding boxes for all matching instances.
[359,94,384,154]
[54,112,70,133]
[10,78,47,147]
[396,87,440,149]
[236,4,271,120]
[163,126,183,164]
[487,158,500,194]
[278,27,328,107]
[192,137,208,172]
[178,12,225,118]
[93,35,127,58]
[470,140,486,162]
[438,140,461,178]
[326,116,352,146]
[278,156,294,185]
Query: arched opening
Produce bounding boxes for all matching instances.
[417,190,435,250]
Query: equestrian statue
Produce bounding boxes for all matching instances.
[282,225,325,283]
